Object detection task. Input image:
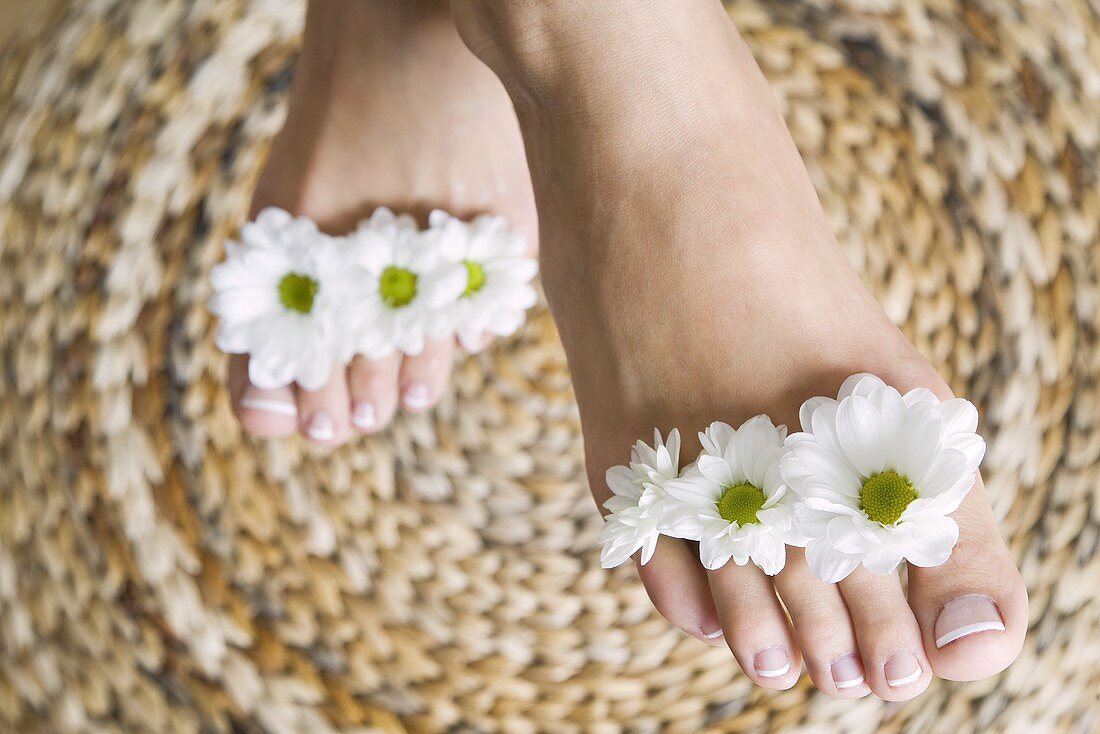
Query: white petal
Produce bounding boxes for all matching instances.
[699,538,733,571]
[736,415,782,488]
[915,448,969,497]
[606,466,640,498]
[806,537,861,583]
[838,373,885,400]
[902,386,940,407]
[903,517,960,567]
[862,546,906,575]
[938,398,979,434]
[835,395,891,477]
[894,401,943,479]
[700,421,734,456]
[698,455,735,488]
[799,396,832,433]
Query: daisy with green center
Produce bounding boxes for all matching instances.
[427,210,538,351]
[662,416,799,575]
[209,207,349,391]
[599,429,682,569]
[345,208,467,359]
[781,373,986,583]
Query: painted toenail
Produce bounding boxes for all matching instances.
[351,402,377,429]
[306,412,337,441]
[935,594,1006,648]
[753,647,790,678]
[830,655,865,690]
[240,396,297,417]
[402,383,431,410]
[884,652,922,687]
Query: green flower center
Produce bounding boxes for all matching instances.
[860,470,918,525]
[278,272,319,314]
[380,266,418,308]
[462,260,486,297]
[717,483,767,526]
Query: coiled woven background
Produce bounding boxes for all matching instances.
[1,1,1098,732]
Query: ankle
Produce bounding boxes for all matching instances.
[454,0,712,104]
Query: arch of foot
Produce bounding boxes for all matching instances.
[0,1,1096,733]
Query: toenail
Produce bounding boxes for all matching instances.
[351,402,377,430]
[884,652,922,687]
[306,412,337,441]
[830,655,865,690]
[935,594,1006,648]
[240,396,297,417]
[753,647,791,678]
[702,627,725,641]
[402,382,431,410]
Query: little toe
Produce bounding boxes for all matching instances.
[708,562,802,689]
[907,477,1027,682]
[636,537,725,646]
[230,355,298,438]
[774,548,869,698]
[347,355,400,433]
[838,568,932,701]
[399,338,454,413]
[295,365,352,446]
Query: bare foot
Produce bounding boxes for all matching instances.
[229,0,536,443]
[455,0,1027,700]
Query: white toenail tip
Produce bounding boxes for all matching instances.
[308,426,336,441]
[756,663,790,679]
[834,676,864,690]
[935,620,1006,649]
[403,384,430,409]
[352,403,377,429]
[703,629,724,640]
[241,397,297,417]
[887,669,922,688]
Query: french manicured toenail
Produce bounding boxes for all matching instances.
[753,647,790,678]
[935,594,1005,648]
[403,382,431,410]
[240,396,297,417]
[351,402,377,429]
[306,412,337,441]
[884,652,922,687]
[830,655,865,690]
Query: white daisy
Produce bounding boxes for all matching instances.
[344,208,467,359]
[599,429,682,569]
[782,373,986,583]
[210,207,348,391]
[663,416,798,575]
[428,210,538,351]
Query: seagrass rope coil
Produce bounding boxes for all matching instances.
[0,1,1098,732]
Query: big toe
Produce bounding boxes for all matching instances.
[908,477,1028,681]
[230,355,298,438]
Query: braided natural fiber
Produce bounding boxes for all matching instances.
[1,1,1097,732]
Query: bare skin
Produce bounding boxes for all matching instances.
[451,0,1027,699]
[229,0,535,443]
[229,0,1027,699]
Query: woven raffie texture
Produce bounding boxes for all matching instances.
[1,0,1098,732]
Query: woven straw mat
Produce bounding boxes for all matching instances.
[0,1,1098,733]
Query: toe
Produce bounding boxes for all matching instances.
[636,537,724,646]
[708,561,802,689]
[838,568,932,701]
[398,338,454,413]
[347,354,400,433]
[907,477,1028,681]
[774,548,869,698]
[229,356,297,438]
[295,364,351,446]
